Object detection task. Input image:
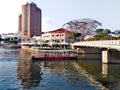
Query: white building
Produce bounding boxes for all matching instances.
[1,33,22,42]
[41,32,52,42]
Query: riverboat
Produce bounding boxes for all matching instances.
[31,50,78,60]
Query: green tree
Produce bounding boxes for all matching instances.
[93,32,107,40]
[95,28,111,34]
[95,29,104,33]
[103,29,111,34]
[68,32,81,42]
[114,30,120,34]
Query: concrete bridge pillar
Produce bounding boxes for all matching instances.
[102,49,109,64]
[102,49,120,64]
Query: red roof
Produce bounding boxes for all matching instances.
[49,28,71,33]
[50,28,71,33]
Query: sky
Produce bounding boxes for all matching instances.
[0,0,120,33]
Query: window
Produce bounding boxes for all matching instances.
[56,34,59,36]
[52,35,54,37]
[62,34,64,36]
[62,39,64,42]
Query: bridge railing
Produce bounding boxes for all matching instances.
[73,40,120,49]
[92,40,120,46]
[77,40,120,45]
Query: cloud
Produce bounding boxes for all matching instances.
[42,17,57,32]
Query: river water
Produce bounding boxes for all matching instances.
[0,48,120,90]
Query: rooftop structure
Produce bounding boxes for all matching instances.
[62,18,102,36]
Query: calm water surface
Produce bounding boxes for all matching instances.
[0,48,120,90]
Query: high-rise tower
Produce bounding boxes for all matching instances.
[18,2,42,38]
[18,14,22,34]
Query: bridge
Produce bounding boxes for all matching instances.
[72,40,120,64]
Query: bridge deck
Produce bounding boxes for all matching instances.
[73,40,120,50]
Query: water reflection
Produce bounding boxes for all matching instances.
[18,49,32,59]
[102,64,108,75]
[77,52,120,90]
[102,63,120,78]
[17,60,41,88]
[0,48,18,58]
[2,48,120,90]
[32,60,100,90]
[43,61,66,73]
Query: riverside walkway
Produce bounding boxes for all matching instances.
[73,40,120,64]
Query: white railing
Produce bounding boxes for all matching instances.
[73,40,120,50]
